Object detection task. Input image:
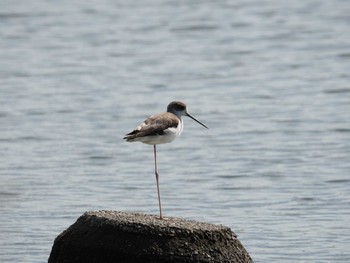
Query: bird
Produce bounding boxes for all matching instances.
[124,101,208,219]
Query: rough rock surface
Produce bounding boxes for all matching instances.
[49,210,253,263]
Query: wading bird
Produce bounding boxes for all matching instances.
[124,101,208,219]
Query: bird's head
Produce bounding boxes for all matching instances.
[167,101,208,129]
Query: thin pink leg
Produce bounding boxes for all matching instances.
[154,144,163,219]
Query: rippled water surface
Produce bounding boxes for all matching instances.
[1,0,350,262]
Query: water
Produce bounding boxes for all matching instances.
[1,0,350,262]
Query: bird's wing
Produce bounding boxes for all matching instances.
[124,112,179,140]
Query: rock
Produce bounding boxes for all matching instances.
[48,210,252,263]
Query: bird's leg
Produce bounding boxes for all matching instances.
[154,144,163,219]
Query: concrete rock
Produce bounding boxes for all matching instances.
[49,210,253,263]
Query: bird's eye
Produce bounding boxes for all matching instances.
[176,105,185,111]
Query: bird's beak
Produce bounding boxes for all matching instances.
[186,113,209,129]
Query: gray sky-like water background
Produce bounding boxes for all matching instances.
[1,0,350,262]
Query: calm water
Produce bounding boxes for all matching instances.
[1,0,350,262]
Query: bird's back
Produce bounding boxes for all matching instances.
[124,112,183,145]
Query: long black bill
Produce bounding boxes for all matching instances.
[186,113,209,129]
